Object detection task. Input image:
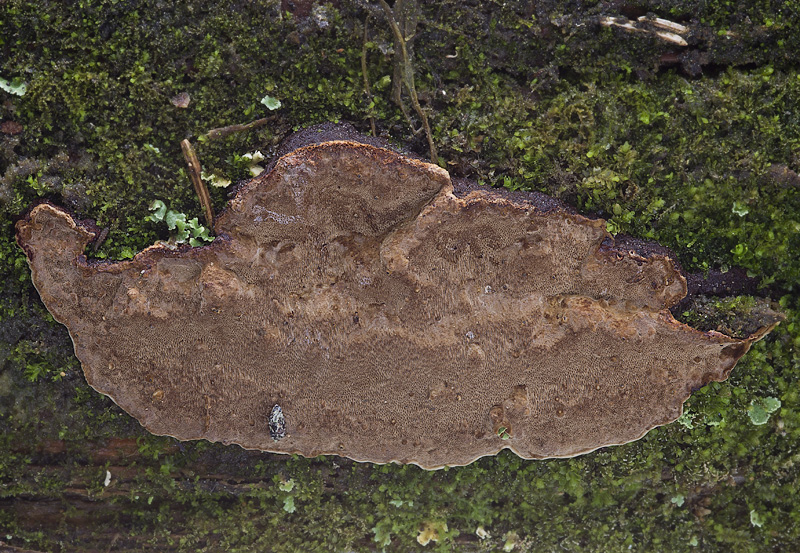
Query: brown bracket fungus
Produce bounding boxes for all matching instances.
[16,132,781,469]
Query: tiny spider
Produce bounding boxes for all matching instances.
[269,404,286,440]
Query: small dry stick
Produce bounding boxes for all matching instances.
[180,139,214,228]
[203,115,277,141]
[639,16,688,34]
[361,18,377,136]
[92,227,110,251]
[600,16,688,46]
[377,0,438,164]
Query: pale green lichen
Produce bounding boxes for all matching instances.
[747,396,781,425]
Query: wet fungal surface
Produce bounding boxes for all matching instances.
[15,134,781,469]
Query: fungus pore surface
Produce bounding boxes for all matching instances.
[16,134,780,468]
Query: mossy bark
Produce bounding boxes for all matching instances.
[1,1,799,552]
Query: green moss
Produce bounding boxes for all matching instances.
[1,0,800,551]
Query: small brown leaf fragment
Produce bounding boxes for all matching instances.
[170,92,191,108]
[0,120,24,135]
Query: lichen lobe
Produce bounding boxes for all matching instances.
[16,140,779,468]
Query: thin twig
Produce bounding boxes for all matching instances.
[600,15,688,46]
[638,16,688,34]
[377,0,438,164]
[180,139,214,228]
[92,227,110,251]
[361,17,377,136]
[203,115,277,141]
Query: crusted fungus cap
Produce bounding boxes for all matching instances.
[16,134,781,469]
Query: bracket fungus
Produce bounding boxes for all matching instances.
[16,129,781,469]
